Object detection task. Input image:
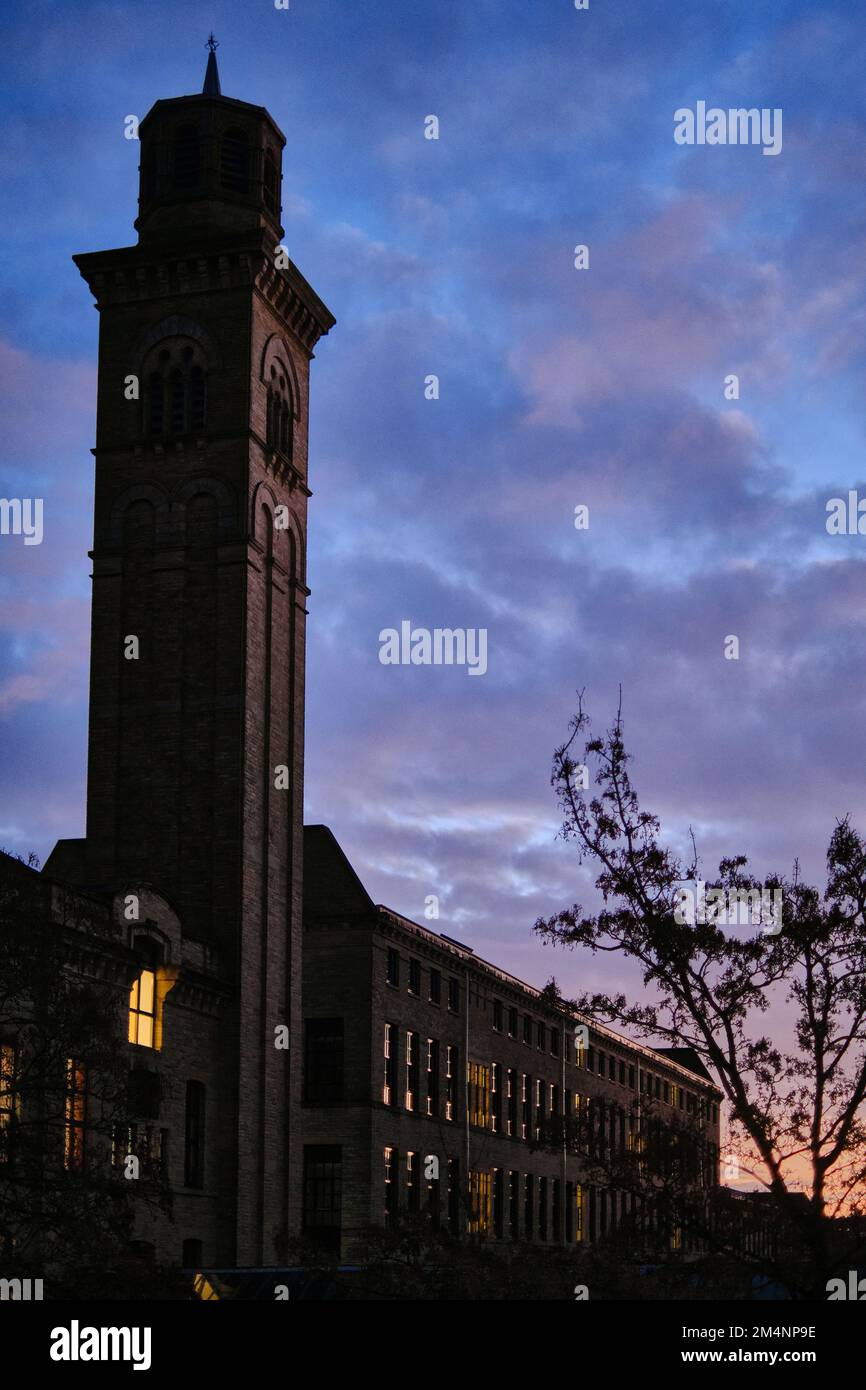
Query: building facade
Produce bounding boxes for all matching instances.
[303,827,722,1260]
[1,52,722,1282]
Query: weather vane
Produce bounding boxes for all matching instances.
[206,33,219,53]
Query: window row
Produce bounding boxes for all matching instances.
[386,947,460,1011]
[0,1044,207,1190]
[491,1001,561,1058]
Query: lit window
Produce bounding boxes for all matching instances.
[468,1170,491,1234]
[468,1062,490,1128]
[64,1059,87,1171]
[383,1023,398,1106]
[129,969,156,1048]
[0,1044,19,1162]
[405,1031,419,1111]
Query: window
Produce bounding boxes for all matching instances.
[629,1065,635,1089]
[303,1146,341,1249]
[427,1160,441,1228]
[574,1033,586,1067]
[521,1073,530,1141]
[447,977,459,1012]
[507,1007,517,1037]
[523,1016,532,1045]
[506,1068,517,1137]
[129,968,156,1048]
[184,1080,205,1188]
[304,1018,344,1103]
[429,969,441,1005]
[536,1021,545,1051]
[405,1031,419,1111]
[408,959,421,996]
[566,1181,574,1242]
[384,1146,399,1225]
[575,1184,584,1241]
[492,1000,503,1032]
[549,1082,559,1117]
[664,1080,671,1104]
[386,948,399,987]
[491,1062,501,1133]
[468,1062,490,1128]
[64,1059,87,1171]
[145,343,208,439]
[447,1158,460,1235]
[619,1060,626,1085]
[469,1171,491,1234]
[407,1151,420,1211]
[509,1172,520,1240]
[113,1123,166,1179]
[383,1023,398,1107]
[586,1045,594,1073]
[539,1177,548,1241]
[608,1054,616,1081]
[493,1168,504,1239]
[597,1049,604,1076]
[172,123,200,188]
[425,1038,439,1117]
[445,1044,457,1121]
[0,1044,18,1163]
[656,1075,662,1100]
[553,1178,561,1242]
[524,1174,534,1239]
[266,366,293,458]
[220,128,249,193]
[534,1078,544,1140]
[551,1028,560,1058]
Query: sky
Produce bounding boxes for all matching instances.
[2,0,866,1017]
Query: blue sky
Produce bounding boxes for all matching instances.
[2,0,866,1002]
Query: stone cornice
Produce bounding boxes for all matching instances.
[73,229,336,357]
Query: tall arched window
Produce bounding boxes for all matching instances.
[266,364,293,460]
[221,128,249,193]
[144,341,207,438]
[172,124,200,189]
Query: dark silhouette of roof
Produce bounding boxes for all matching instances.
[652,1046,715,1082]
[303,825,374,919]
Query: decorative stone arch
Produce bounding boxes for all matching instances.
[250,478,303,579]
[133,315,222,372]
[260,332,301,420]
[108,483,170,547]
[173,474,237,542]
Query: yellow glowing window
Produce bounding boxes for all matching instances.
[129,969,156,1047]
[0,1044,18,1159]
[468,1170,491,1233]
[575,1184,584,1241]
[64,1059,87,1171]
[468,1062,490,1128]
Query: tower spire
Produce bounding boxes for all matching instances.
[203,33,221,96]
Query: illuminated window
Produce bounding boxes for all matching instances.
[575,1183,584,1241]
[491,1062,501,1133]
[521,1073,530,1140]
[468,1062,490,1128]
[468,1170,491,1234]
[0,1044,19,1162]
[574,1034,585,1068]
[425,1038,439,1117]
[445,1044,457,1121]
[129,969,156,1047]
[506,1068,516,1136]
[405,1030,419,1111]
[384,1146,399,1225]
[64,1059,87,1171]
[383,1023,398,1106]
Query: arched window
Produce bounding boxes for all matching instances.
[263,148,278,213]
[172,124,200,189]
[266,364,293,460]
[221,128,249,194]
[143,341,207,438]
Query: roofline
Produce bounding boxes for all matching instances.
[374,905,722,1095]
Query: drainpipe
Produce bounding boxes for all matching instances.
[464,966,470,1231]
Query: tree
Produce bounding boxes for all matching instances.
[0,852,172,1297]
[532,696,866,1298]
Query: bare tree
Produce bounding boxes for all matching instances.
[532,697,866,1298]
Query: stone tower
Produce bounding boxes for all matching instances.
[72,41,335,1263]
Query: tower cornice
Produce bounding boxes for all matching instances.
[73,228,335,355]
